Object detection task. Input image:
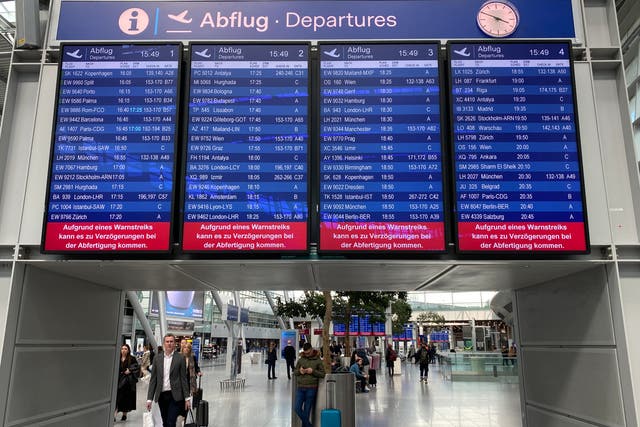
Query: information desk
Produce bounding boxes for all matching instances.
[318,42,446,253]
[42,43,182,253]
[448,41,589,253]
[182,43,310,253]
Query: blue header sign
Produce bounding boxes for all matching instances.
[240,308,250,324]
[225,304,239,321]
[192,337,201,362]
[56,0,575,41]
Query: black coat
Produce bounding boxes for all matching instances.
[283,345,296,362]
[267,347,278,362]
[116,355,139,412]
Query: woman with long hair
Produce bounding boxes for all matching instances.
[140,344,151,378]
[178,341,199,420]
[115,343,140,422]
[181,342,198,398]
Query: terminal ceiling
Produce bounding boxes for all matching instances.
[27,257,606,292]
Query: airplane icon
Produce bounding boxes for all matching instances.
[323,48,340,58]
[195,49,211,59]
[66,49,82,59]
[168,10,192,24]
[453,47,471,57]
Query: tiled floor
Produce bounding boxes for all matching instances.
[116,357,522,426]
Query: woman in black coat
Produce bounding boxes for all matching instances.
[115,344,140,422]
[266,341,278,379]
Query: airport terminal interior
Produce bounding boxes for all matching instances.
[1,0,640,426]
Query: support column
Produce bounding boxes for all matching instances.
[515,265,635,426]
[157,291,167,338]
[0,265,123,426]
[283,291,295,329]
[126,291,157,349]
[234,291,246,351]
[264,291,287,330]
[471,319,476,352]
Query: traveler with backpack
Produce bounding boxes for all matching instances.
[416,342,430,383]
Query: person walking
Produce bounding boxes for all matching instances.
[385,343,396,376]
[283,339,297,380]
[267,341,278,379]
[146,334,191,427]
[115,344,140,422]
[501,345,509,366]
[294,343,326,427]
[140,344,152,378]
[179,342,199,419]
[509,344,517,366]
[416,342,430,383]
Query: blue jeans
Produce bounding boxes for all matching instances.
[295,387,317,427]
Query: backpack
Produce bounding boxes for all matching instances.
[355,349,370,366]
[389,350,397,362]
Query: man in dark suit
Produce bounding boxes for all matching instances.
[283,339,297,379]
[146,334,191,427]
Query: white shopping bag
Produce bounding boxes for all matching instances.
[152,402,163,426]
[143,411,155,427]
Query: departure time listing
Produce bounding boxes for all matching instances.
[43,44,181,253]
[449,42,588,253]
[183,44,309,252]
[319,43,446,252]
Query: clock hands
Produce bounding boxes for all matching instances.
[480,11,510,24]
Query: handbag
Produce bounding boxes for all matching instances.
[118,375,129,389]
[143,411,155,427]
[184,409,197,427]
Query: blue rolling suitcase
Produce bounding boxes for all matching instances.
[321,379,341,427]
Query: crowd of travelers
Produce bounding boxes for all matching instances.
[114,334,203,426]
[115,334,514,426]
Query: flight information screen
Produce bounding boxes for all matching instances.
[449,41,589,253]
[42,43,181,253]
[373,322,386,336]
[319,43,445,253]
[183,44,309,252]
[359,315,372,336]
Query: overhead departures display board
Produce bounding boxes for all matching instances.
[42,43,181,253]
[319,42,446,253]
[449,41,589,253]
[183,44,309,252]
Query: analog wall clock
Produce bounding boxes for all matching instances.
[477,1,520,38]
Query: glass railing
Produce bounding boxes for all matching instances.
[439,352,519,383]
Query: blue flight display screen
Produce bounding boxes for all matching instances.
[43,44,181,252]
[373,322,386,336]
[319,43,446,252]
[333,322,346,336]
[183,44,309,252]
[449,41,588,253]
[359,315,372,336]
[349,314,359,335]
